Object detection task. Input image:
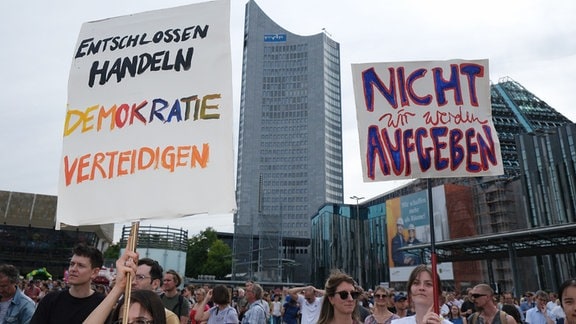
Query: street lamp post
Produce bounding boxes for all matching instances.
[350,195,364,288]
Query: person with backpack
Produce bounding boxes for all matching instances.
[161,269,191,324]
[242,283,268,324]
[468,284,516,324]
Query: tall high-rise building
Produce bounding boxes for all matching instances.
[232,1,343,282]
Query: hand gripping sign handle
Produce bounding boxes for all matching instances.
[122,221,140,324]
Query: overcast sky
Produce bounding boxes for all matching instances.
[1,0,574,241]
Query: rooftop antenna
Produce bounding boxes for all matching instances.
[321,28,332,37]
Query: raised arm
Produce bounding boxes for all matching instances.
[286,285,324,300]
[194,289,212,322]
[83,249,138,324]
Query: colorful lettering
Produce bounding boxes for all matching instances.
[63,143,210,186]
[64,93,222,137]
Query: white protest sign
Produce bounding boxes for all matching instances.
[352,59,503,181]
[57,0,236,226]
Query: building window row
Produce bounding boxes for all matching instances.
[264,44,308,53]
[262,110,309,119]
[263,75,307,83]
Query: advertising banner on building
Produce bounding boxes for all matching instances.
[352,59,503,181]
[386,187,454,282]
[57,0,236,226]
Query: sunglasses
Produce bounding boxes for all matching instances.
[471,294,487,299]
[374,294,390,299]
[335,290,361,300]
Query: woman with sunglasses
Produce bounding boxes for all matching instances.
[317,270,362,324]
[391,265,452,324]
[365,286,400,324]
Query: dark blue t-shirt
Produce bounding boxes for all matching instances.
[282,301,299,324]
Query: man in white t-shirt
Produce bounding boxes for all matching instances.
[287,285,324,324]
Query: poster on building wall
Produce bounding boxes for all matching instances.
[386,187,454,281]
[351,59,503,181]
[57,0,236,226]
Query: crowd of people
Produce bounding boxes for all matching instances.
[1,244,576,324]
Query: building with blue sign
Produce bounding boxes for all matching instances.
[232,0,343,283]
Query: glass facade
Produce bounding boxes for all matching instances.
[310,203,391,288]
[233,1,343,282]
[517,123,576,286]
[311,78,575,292]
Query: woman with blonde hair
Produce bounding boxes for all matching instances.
[189,288,210,324]
[317,270,362,324]
[365,286,400,324]
[391,264,452,324]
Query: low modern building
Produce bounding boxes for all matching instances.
[0,190,113,278]
[118,224,188,277]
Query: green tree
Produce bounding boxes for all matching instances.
[202,240,232,279]
[185,227,218,278]
[103,243,120,259]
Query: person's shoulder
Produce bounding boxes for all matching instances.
[223,306,239,319]
[165,308,180,324]
[90,291,106,302]
[15,289,36,305]
[392,315,416,324]
[181,294,192,305]
[37,289,64,304]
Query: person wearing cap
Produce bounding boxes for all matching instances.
[394,292,414,318]
[391,218,414,266]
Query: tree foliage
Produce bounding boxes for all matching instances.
[185,227,231,279]
[203,239,232,279]
[103,243,120,259]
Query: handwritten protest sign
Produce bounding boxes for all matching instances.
[352,59,503,181]
[57,0,236,226]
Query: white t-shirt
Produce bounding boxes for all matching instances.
[392,315,453,324]
[272,301,282,316]
[297,295,323,324]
